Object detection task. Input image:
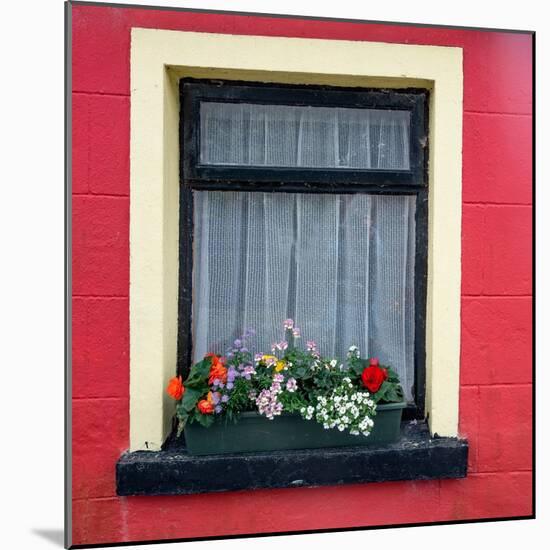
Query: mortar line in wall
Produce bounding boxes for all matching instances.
[72,396,128,401]
[464,109,532,117]
[462,202,532,207]
[72,294,128,299]
[461,294,533,298]
[72,193,129,198]
[467,469,532,476]
[85,93,90,195]
[461,382,532,388]
[72,469,533,503]
[72,496,120,503]
[72,90,130,98]
[481,202,487,292]
[475,385,480,474]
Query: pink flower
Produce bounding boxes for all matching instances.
[271,341,288,352]
[292,327,301,338]
[286,378,297,392]
[283,319,294,330]
[306,340,317,352]
[255,386,283,419]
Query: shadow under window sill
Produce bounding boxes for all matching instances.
[116,421,468,496]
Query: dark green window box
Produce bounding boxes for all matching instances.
[184,401,406,456]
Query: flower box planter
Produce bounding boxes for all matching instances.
[184,400,407,455]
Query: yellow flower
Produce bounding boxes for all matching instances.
[261,354,277,366]
[275,360,286,372]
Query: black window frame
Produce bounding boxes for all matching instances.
[178,78,429,420]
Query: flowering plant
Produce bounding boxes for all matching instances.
[346,347,405,404]
[167,320,404,439]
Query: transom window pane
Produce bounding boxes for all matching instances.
[192,191,416,400]
[199,102,411,170]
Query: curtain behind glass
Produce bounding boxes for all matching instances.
[200,102,411,170]
[192,192,416,400]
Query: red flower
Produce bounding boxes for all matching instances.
[166,375,185,400]
[197,399,214,414]
[361,358,388,393]
[206,353,227,385]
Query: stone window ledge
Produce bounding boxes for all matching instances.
[116,422,468,496]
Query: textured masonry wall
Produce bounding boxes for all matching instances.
[71,4,533,545]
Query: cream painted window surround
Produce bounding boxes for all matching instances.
[129,28,463,451]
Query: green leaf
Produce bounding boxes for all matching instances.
[373,381,404,403]
[348,358,365,377]
[180,386,204,412]
[385,367,401,383]
[371,383,386,403]
[195,412,215,428]
[296,367,307,377]
[175,403,187,419]
[184,358,212,388]
[394,384,405,401]
[385,387,399,403]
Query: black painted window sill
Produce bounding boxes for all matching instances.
[116,421,467,496]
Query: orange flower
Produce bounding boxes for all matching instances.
[206,353,227,385]
[197,399,214,414]
[166,375,185,400]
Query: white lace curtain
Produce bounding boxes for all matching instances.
[192,192,417,400]
[200,101,411,170]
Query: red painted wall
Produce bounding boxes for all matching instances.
[71,4,533,545]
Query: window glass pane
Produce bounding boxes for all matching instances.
[199,102,411,170]
[192,191,416,400]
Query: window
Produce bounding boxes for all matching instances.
[128,29,462,453]
[178,79,428,418]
